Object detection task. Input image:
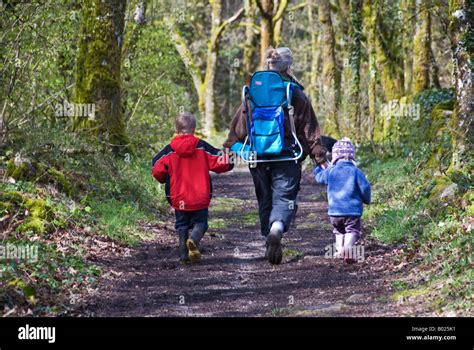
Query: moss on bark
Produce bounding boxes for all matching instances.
[413,0,431,94]
[74,0,129,154]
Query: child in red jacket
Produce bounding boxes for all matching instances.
[152,112,234,263]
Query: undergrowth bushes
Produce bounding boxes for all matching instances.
[0,126,167,315]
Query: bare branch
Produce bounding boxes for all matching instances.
[288,2,306,12]
[214,7,245,43]
[273,0,289,23]
[165,18,203,93]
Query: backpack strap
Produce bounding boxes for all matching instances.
[241,85,252,149]
[286,83,297,137]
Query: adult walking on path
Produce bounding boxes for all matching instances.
[223,47,327,264]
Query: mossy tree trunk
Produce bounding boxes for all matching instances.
[334,0,350,75]
[401,0,416,94]
[167,1,243,137]
[256,0,289,69]
[273,15,283,48]
[448,0,473,175]
[307,0,320,106]
[413,0,432,94]
[202,0,223,136]
[348,0,363,141]
[376,4,405,101]
[74,0,128,154]
[243,0,258,84]
[258,0,274,69]
[364,0,378,140]
[122,0,146,122]
[318,0,341,137]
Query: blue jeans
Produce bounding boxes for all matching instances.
[249,161,301,236]
[175,208,209,243]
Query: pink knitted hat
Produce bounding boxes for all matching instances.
[332,137,355,164]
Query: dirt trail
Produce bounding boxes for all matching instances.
[79,165,401,317]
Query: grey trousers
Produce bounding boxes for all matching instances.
[249,161,301,236]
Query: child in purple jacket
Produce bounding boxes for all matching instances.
[314,137,371,263]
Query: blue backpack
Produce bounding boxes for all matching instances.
[232,71,303,163]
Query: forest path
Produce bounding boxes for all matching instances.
[79,166,402,317]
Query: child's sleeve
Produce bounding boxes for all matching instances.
[357,169,371,204]
[203,141,234,173]
[314,165,329,185]
[151,148,170,184]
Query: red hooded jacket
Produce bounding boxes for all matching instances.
[151,134,233,211]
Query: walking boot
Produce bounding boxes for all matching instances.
[178,230,189,263]
[343,232,358,264]
[186,238,201,263]
[334,234,344,259]
[267,221,284,264]
[187,223,206,263]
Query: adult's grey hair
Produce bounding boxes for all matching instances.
[266,47,293,72]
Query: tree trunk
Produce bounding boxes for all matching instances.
[167,1,243,136]
[366,0,378,140]
[348,0,363,141]
[259,0,274,69]
[413,0,431,93]
[448,0,473,175]
[318,0,341,137]
[335,0,350,75]
[74,0,128,154]
[376,11,404,100]
[273,17,283,47]
[401,0,416,94]
[257,0,289,69]
[243,0,257,84]
[307,0,320,106]
[203,0,223,136]
[122,1,146,122]
[430,46,441,89]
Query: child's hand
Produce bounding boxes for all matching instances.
[320,161,329,169]
[313,165,322,175]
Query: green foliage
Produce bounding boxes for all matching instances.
[123,21,194,150]
[283,248,304,258]
[414,88,456,121]
[362,144,472,313]
[208,218,229,230]
[0,1,80,134]
[362,156,430,243]
[360,85,471,313]
[0,124,168,315]
[211,197,246,213]
[0,0,468,317]
[1,239,101,315]
[88,199,155,246]
[6,125,166,209]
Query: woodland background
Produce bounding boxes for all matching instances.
[0,0,472,316]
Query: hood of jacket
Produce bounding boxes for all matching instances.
[170,134,199,157]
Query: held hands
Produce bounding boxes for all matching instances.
[320,161,329,169]
[313,161,329,179]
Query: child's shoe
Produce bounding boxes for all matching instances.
[343,232,357,264]
[178,230,190,262]
[186,239,201,263]
[334,234,344,258]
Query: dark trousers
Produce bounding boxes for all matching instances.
[175,208,209,243]
[249,161,301,236]
[329,216,362,238]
